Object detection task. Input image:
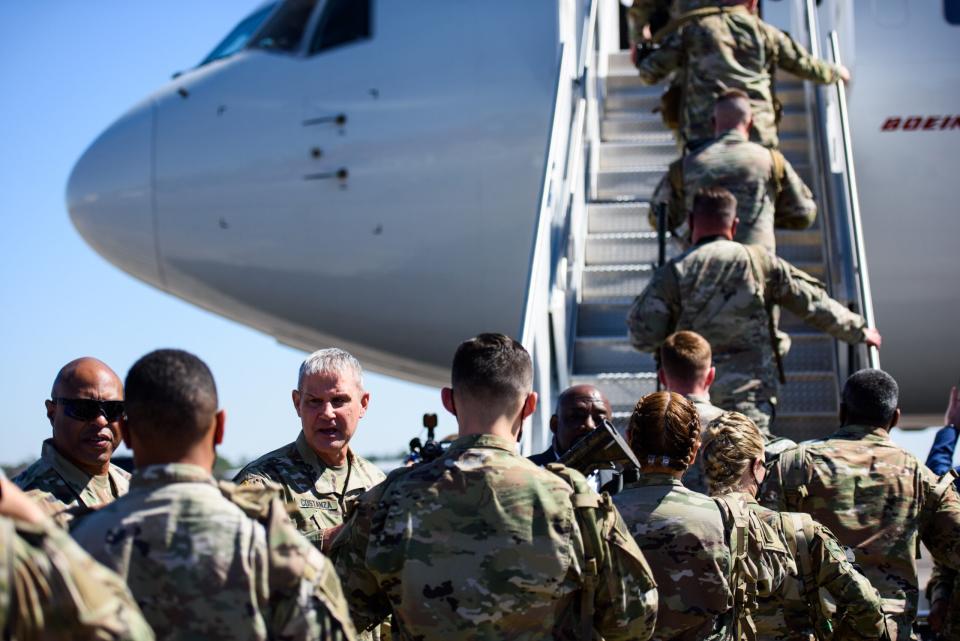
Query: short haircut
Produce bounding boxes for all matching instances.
[451,333,532,405]
[660,331,712,384]
[124,349,218,441]
[628,391,701,471]
[841,369,899,427]
[298,348,364,391]
[691,187,737,228]
[701,411,765,496]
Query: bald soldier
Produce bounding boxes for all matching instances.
[15,357,130,527]
[528,384,613,466]
[0,472,154,641]
[628,187,881,435]
[651,90,816,252]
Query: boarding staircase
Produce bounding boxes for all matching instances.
[520,0,878,452]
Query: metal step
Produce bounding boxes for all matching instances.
[601,112,670,139]
[772,414,838,442]
[573,370,837,416]
[596,167,666,200]
[586,230,821,266]
[573,333,836,375]
[581,261,825,299]
[604,84,663,113]
[600,140,679,169]
[587,202,651,234]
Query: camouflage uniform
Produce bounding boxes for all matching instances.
[72,463,356,641]
[681,393,724,494]
[1,514,154,640]
[760,427,960,640]
[234,431,385,548]
[926,564,960,639]
[733,492,886,641]
[627,238,867,435]
[13,438,130,528]
[635,5,843,148]
[613,473,733,640]
[650,129,816,252]
[330,434,659,641]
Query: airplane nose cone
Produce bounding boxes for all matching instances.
[66,99,163,287]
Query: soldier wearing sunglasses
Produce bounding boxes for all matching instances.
[13,357,130,527]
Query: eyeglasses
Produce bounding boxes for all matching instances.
[52,398,125,422]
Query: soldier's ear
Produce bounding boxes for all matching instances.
[441,387,457,417]
[549,414,558,435]
[45,399,56,429]
[213,409,226,446]
[120,415,133,450]
[889,408,901,429]
[521,392,538,420]
[704,366,716,388]
[291,389,302,417]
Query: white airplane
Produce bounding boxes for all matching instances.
[66,0,959,428]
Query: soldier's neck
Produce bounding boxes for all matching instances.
[639,465,684,479]
[132,442,216,474]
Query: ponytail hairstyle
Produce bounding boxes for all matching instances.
[627,391,701,471]
[701,411,765,496]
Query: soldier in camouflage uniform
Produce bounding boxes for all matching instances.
[626,0,721,54]
[651,90,816,252]
[760,370,960,640]
[234,348,384,553]
[613,391,781,640]
[634,0,849,148]
[654,331,724,493]
[14,357,130,528]
[627,187,881,435]
[72,349,356,641]
[702,412,886,641]
[0,471,154,641]
[331,334,658,641]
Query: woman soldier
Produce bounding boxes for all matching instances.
[701,411,887,641]
[613,391,792,641]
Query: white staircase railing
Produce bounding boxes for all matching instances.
[518,0,603,455]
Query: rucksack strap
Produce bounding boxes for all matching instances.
[782,512,832,640]
[715,495,759,641]
[778,443,810,511]
[769,148,786,195]
[743,245,786,385]
[652,5,747,44]
[546,463,607,640]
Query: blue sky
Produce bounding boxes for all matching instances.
[0,1,450,466]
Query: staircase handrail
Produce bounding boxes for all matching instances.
[800,0,879,375]
[519,0,600,454]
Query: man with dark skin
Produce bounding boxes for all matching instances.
[14,357,130,527]
[528,384,613,466]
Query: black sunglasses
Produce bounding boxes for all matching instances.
[52,398,125,422]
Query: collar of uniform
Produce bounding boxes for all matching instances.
[717,128,748,144]
[624,472,684,489]
[729,490,760,506]
[685,392,713,406]
[694,234,728,248]
[131,463,216,487]
[832,423,891,441]
[40,439,101,496]
[294,430,353,473]
[446,434,519,455]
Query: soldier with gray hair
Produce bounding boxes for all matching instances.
[234,348,385,554]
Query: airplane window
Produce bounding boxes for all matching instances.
[308,0,372,55]
[200,2,279,65]
[249,0,319,52]
[946,0,960,24]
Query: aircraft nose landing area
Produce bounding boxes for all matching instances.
[67,99,163,288]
